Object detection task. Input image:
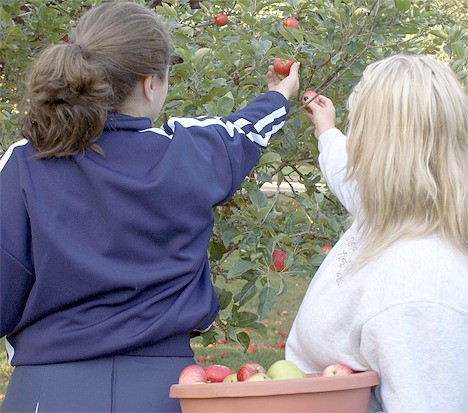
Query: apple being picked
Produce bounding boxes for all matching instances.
[283,17,300,28]
[214,13,228,27]
[178,365,207,384]
[273,58,294,77]
[302,90,319,113]
[267,360,307,380]
[205,364,235,383]
[237,362,267,381]
[322,363,353,376]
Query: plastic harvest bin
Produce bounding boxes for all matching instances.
[170,370,379,413]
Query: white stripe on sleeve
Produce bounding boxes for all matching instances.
[0,139,29,172]
[165,106,287,147]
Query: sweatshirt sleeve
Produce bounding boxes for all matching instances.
[360,302,468,413]
[317,128,360,215]
[0,141,35,337]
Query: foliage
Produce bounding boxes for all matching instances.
[1,0,467,350]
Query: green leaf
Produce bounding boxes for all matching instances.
[217,93,235,116]
[236,331,250,351]
[233,281,258,306]
[216,288,233,311]
[257,286,277,320]
[227,259,257,278]
[258,151,281,165]
[244,321,268,336]
[232,311,258,327]
[249,187,268,209]
[394,0,412,13]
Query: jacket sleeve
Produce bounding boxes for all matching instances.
[317,128,360,216]
[0,141,35,337]
[162,91,289,204]
[360,302,468,413]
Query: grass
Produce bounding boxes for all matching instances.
[192,274,311,372]
[0,274,311,402]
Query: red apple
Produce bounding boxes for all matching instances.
[277,340,286,349]
[283,17,300,28]
[270,250,287,272]
[321,244,332,253]
[273,58,294,77]
[237,362,267,382]
[205,364,235,383]
[322,363,353,376]
[178,365,207,384]
[302,90,319,113]
[214,13,228,27]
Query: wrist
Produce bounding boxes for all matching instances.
[316,124,336,139]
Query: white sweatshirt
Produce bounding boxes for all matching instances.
[286,129,468,413]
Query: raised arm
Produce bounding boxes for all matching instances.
[304,96,360,215]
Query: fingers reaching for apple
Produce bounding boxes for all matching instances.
[268,61,300,101]
[301,91,336,139]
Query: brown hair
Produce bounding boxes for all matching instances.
[21,0,172,158]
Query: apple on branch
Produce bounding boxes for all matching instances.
[237,362,267,381]
[283,17,300,28]
[214,13,228,27]
[205,364,235,383]
[322,363,353,376]
[178,365,207,384]
[270,250,287,272]
[321,244,333,254]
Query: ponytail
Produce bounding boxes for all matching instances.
[21,43,112,158]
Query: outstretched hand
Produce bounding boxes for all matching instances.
[267,62,300,101]
[304,95,336,139]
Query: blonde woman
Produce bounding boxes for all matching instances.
[287,54,468,412]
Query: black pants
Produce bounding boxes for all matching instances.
[1,355,194,413]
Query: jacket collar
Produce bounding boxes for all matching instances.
[104,113,152,131]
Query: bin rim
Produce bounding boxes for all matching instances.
[170,370,379,400]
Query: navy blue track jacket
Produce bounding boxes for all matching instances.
[0,91,289,365]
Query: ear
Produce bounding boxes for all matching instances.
[142,75,156,102]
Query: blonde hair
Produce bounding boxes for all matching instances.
[21,0,172,158]
[346,54,468,265]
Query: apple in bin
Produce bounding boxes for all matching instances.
[267,360,307,380]
[245,373,271,382]
[223,373,238,382]
[322,363,353,376]
[205,364,235,383]
[178,365,207,384]
[237,362,267,381]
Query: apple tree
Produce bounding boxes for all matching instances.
[1,0,467,349]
